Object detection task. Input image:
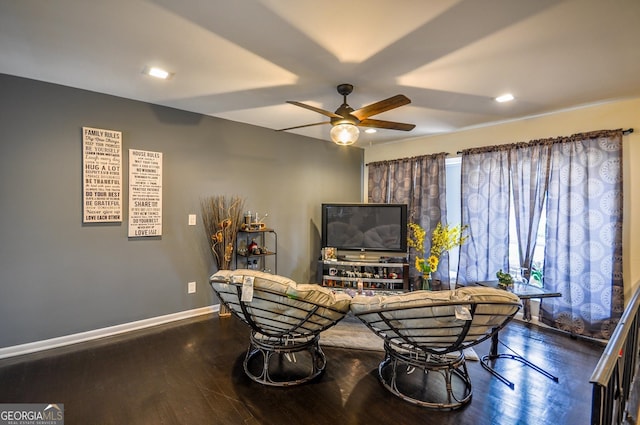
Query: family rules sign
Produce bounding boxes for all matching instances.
[82,127,122,223]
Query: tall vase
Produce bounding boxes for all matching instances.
[421,273,432,290]
[219,304,232,318]
[218,267,232,318]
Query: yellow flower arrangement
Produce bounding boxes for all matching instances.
[408,222,468,289]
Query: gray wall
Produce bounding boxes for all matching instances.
[0,74,363,348]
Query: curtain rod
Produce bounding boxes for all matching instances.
[455,128,634,155]
[365,151,448,166]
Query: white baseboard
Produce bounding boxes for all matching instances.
[0,304,220,360]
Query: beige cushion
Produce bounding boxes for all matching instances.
[210,269,350,335]
[350,287,521,350]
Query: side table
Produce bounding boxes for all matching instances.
[475,280,562,389]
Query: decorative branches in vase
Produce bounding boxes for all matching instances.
[201,195,245,271]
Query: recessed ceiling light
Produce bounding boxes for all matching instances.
[365,128,377,134]
[143,66,172,80]
[495,93,514,103]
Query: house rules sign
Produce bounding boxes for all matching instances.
[128,149,163,237]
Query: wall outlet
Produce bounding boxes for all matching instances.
[188,214,196,226]
[188,281,196,294]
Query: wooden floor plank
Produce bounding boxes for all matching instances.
[0,314,603,425]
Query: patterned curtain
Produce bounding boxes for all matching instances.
[510,142,552,279]
[540,130,624,338]
[458,148,511,285]
[412,155,449,283]
[367,154,447,285]
[367,159,412,204]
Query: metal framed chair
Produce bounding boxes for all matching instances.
[210,269,351,386]
[350,287,521,409]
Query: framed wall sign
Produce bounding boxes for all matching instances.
[82,126,122,223]
[128,149,163,237]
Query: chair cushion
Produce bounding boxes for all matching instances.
[350,287,521,351]
[210,269,351,335]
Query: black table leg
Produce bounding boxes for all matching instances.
[522,299,532,321]
[481,327,559,389]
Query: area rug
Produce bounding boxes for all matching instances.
[319,316,479,361]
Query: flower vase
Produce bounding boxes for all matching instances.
[421,274,432,290]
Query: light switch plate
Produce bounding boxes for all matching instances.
[188,281,196,293]
[188,214,196,226]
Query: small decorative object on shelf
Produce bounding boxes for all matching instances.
[236,227,277,274]
[248,238,259,254]
[241,211,268,231]
[496,269,514,289]
[318,258,409,292]
[323,247,337,261]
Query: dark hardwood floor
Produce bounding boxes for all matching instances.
[0,314,603,425]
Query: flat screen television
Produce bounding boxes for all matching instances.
[321,203,408,253]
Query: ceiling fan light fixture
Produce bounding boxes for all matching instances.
[280,83,414,142]
[330,123,359,145]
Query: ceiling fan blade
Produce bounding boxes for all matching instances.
[359,118,415,131]
[287,101,342,119]
[277,121,329,131]
[351,94,411,120]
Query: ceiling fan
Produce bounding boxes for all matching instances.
[278,83,415,145]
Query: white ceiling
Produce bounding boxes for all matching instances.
[2,0,639,146]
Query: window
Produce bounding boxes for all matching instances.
[445,158,462,281]
[446,157,545,286]
[507,195,545,287]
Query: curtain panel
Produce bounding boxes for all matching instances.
[367,153,448,285]
[540,131,624,338]
[510,142,552,280]
[458,148,511,285]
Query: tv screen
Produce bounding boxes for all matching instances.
[321,203,408,252]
